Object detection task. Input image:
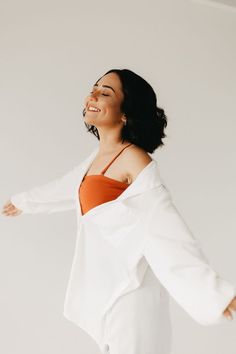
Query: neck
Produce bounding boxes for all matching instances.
[97,139,130,155]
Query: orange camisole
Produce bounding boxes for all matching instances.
[79,143,133,215]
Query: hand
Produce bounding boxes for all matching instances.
[1,200,23,216]
[223,296,236,321]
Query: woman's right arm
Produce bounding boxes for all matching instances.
[1,162,84,216]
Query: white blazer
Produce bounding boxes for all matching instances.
[10,146,236,351]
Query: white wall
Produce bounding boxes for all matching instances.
[0,0,235,353]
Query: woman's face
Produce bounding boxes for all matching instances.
[83,72,126,128]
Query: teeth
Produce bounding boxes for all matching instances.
[88,106,100,112]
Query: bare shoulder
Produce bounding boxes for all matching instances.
[123,144,153,183]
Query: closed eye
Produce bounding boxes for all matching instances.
[90,91,109,96]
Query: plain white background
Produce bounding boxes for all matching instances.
[0,0,235,353]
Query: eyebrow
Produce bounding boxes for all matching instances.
[93,83,116,94]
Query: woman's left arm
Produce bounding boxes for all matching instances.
[143,185,236,325]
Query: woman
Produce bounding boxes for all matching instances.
[2,68,236,354]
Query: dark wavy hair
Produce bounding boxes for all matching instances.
[83,68,168,153]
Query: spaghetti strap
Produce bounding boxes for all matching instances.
[100,143,133,175]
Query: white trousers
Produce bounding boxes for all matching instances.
[100,265,172,354]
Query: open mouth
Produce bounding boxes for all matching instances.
[87,105,101,113]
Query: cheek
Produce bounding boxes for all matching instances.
[106,102,121,113]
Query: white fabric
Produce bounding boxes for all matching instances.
[101,265,172,354]
[10,146,236,354]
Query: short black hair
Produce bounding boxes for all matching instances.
[83,68,168,153]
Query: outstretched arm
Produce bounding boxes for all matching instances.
[2,163,84,215]
[143,184,236,325]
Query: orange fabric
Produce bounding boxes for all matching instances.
[79,143,133,215]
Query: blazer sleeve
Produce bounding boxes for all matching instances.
[9,163,84,215]
[143,184,236,325]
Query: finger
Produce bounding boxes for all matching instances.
[1,208,10,215]
[7,204,15,210]
[12,210,22,216]
[223,309,233,320]
[8,205,18,212]
[1,211,11,216]
[226,312,233,320]
[223,308,230,316]
[2,209,20,216]
[9,209,20,215]
[3,204,14,211]
[3,207,15,214]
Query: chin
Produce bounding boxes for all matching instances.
[84,117,97,126]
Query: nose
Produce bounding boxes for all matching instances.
[85,91,98,108]
[89,91,99,100]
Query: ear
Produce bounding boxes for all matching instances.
[121,114,127,125]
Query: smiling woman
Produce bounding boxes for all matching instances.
[3,68,235,354]
[82,68,168,153]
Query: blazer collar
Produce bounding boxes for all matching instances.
[77,146,164,217]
